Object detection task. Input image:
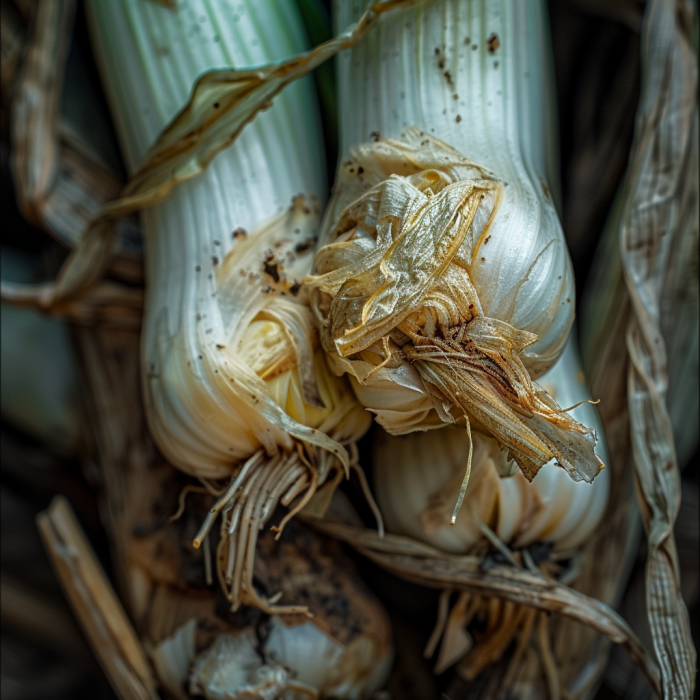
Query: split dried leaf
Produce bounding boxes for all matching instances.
[618,0,699,696]
[307,130,604,487]
[1,0,422,317]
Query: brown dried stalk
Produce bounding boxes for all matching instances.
[36,496,161,700]
[618,0,698,696]
[304,509,662,698]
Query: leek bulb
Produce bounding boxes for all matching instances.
[373,333,610,554]
[86,0,370,612]
[149,519,393,700]
[308,0,603,486]
[184,617,393,700]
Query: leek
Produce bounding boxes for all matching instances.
[86,0,370,613]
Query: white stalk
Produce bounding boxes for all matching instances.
[87,0,342,474]
[86,0,370,612]
[324,0,571,374]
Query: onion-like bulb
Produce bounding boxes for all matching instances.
[373,334,610,553]
[149,520,394,700]
[307,0,603,486]
[185,617,393,700]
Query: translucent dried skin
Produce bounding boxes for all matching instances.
[374,335,611,557]
[308,130,603,483]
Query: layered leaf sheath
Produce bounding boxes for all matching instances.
[86,0,370,612]
[307,0,604,486]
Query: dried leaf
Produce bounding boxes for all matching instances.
[10,0,74,223]
[4,0,142,323]
[1,278,143,327]
[36,496,161,700]
[618,0,699,697]
[303,503,662,698]
[0,0,26,124]
[1,0,421,317]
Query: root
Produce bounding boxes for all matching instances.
[189,439,380,615]
[167,485,209,523]
[425,548,570,693]
[350,462,385,536]
[472,509,520,568]
[192,448,321,615]
[271,467,318,539]
[458,600,526,681]
[451,416,473,524]
[425,589,453,658]
[538,612,561,700]
[500,607,537,691]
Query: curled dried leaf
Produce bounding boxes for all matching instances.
[619,0,699,696]
[307,130,603,485]
[1,0,422,316]
[304,504,661,698]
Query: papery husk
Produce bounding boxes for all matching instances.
[0,0,421,320]
[70,319,393,699]
[307,129,603,488]
[613,0,698,695]
[140,196,365,484]
[372,333,611,559]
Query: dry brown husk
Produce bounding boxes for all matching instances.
[0,0,421,322]
[579,0,698,697]
[306,130,604,489]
